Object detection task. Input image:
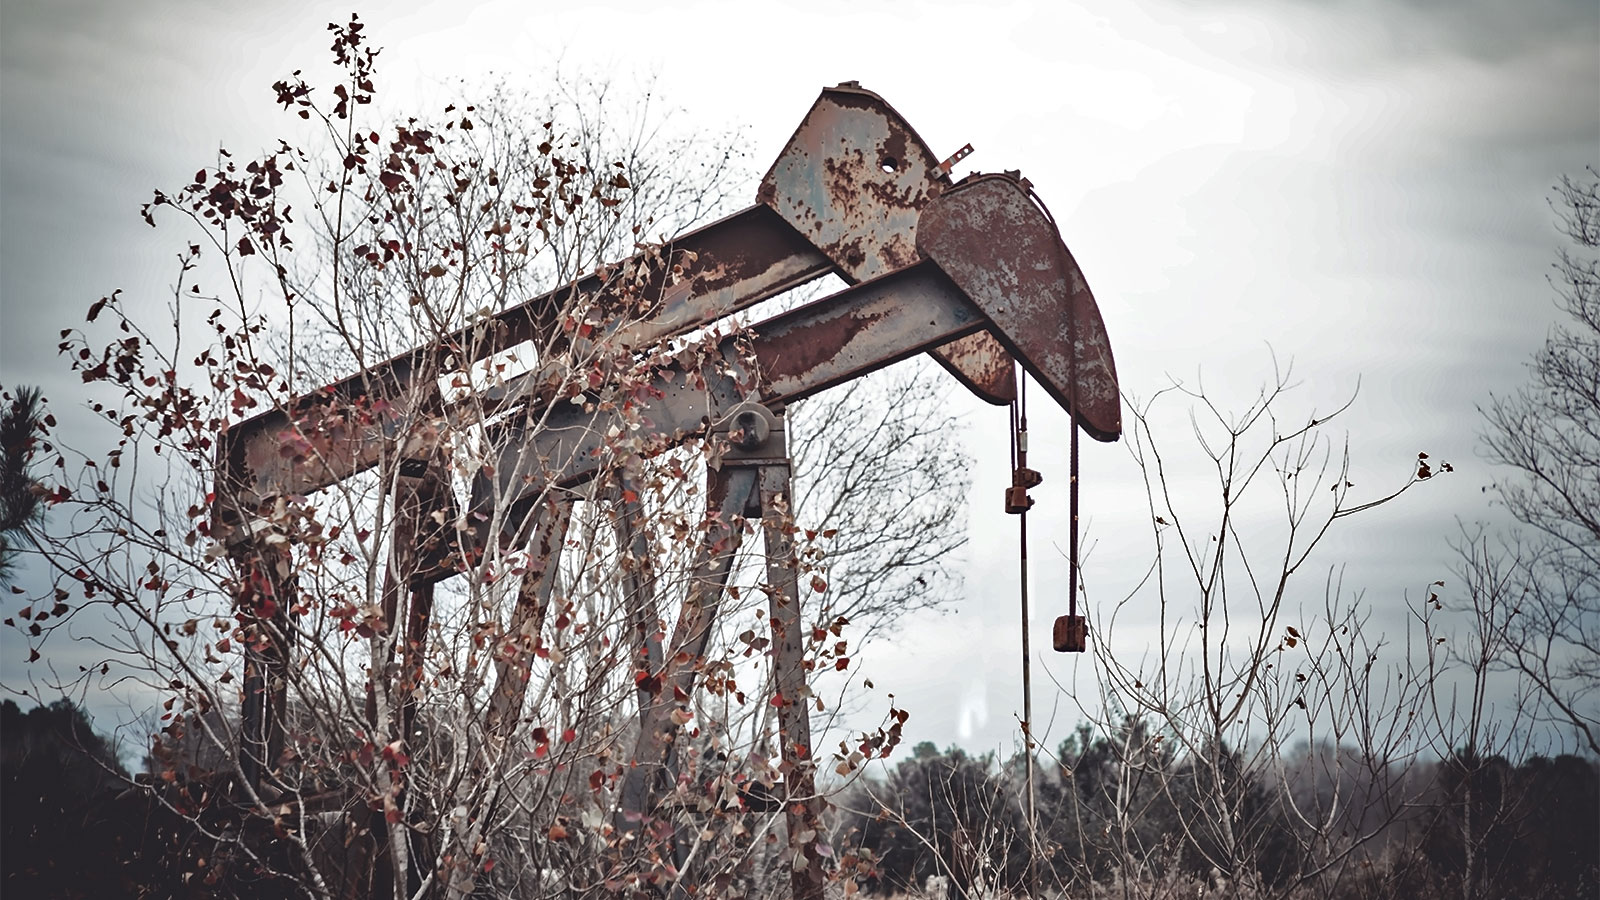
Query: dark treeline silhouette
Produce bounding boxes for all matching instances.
[4,702,1597,898]
[2,699,307,900]
[835,725,1600,900]
[3,698,144,898]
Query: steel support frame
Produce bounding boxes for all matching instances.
[208,96,1126,899]
[617,466,755,858]
[234,545,292,794]
[614,407,823,900]
[757,455,825,900]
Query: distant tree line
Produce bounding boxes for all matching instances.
[7,703,1594,899]
[3,699,326,899]
[834,732,1598,900]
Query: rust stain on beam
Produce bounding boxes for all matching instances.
[217,206,830,521]
[470,262,985,561]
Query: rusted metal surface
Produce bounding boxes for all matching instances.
[759,83,943,280]
[216,84,1035,526]
[366,467,453,711]
[931,331,1016,405]
[216,205,831,522]
[204,81,1133,900]
[749,263,986,401]
[759,83,1016,405]
[917,174,1122,442]
[483,502,572,738]
[473,261,987,537]
[758,455,825,900]
[478,175,1120,544]
[617,467,756,839]
[616,206,832,345]
[1054,614,1088,653]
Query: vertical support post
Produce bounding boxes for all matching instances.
[383,490,420,741]
[618,466,756,857]
[485,500,573,738]
[234,543,293,795]
[399,579,434,739]
[757,450,826,900]
[607,477,665,729]
[371,463,454,899]
[366,466,457,737]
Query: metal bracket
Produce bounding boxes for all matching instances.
[1005,466,1043,514]
[933,142,975,179]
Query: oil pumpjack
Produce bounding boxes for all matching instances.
[215,83,1120,899]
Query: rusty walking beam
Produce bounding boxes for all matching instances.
[216,84,1015,529]
[216,203,826,524]
[473,174,1119,542]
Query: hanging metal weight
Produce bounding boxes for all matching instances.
[1005,466,1042,514]
[1054,614,1087,653]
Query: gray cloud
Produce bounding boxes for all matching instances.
[1224,0,1599,64]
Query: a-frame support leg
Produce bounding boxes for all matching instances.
[233,543,293,796]
[607,476,665,733]
[618,400,825,900]
[618,465,756,875]
[485,499,573,738]
[758,456,825,900]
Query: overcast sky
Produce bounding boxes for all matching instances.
[2,0,1596,758]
